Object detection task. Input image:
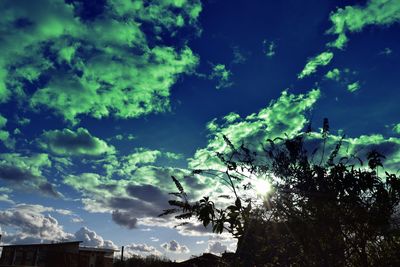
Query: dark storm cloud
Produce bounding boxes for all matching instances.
[63,166,201,227]
[183,175,208,191]
[0,164,61,197]
[108,197,161,216]
[39,182,62,198]
[112,210,138,229]
[39,128,115,156]
[0,164,38,182]
[96,184,118,191]
[109,186,173,229]
[126,184,169,203]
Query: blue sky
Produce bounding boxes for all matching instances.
[0,0,400,261]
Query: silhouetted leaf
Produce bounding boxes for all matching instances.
[174,222,189,228]
[171,176,185,196]
[175,212,193,220]
[235,198,241,209]
[158,208,179,217]
[223,134,236,151]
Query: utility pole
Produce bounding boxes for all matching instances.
[120,246,124,262]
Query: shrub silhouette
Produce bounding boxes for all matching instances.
[161,120,400,266]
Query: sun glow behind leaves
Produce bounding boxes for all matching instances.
[238,170,273,198]
[253,178,272,196]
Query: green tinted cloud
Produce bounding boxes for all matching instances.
[262,39,276,58]
[347,81,361,93]
[328,0,400,49]
[394,124,400,134]
[0,153,60,197]
[325,68,341,81]
[0,0,201,123]
[298,52,334,79]
[210,64,234,89]
[190,89,321,170]
[102,148,183,178]
[308,133,400,174]
[0,114,15,149]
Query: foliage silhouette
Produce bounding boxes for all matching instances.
[113,255,172,267]
[161,120,400,266]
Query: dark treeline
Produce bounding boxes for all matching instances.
[113,253,235,267]
[113,255,173,267]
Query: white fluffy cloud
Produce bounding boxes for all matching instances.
[161,240,190,254]
[0,204,73,243]
[122,243,162,258]
[74,227,117,249]
[0,204,117,250]
[0,187,13,204]
[207,241,228,255]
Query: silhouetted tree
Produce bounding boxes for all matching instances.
[161,120,400,266]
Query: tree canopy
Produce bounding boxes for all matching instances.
[161,121,400,266]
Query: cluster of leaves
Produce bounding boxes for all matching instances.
[160,140,258,238]
[161,121,400,266]
[160,179,249,237]
[240,136,400,266]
